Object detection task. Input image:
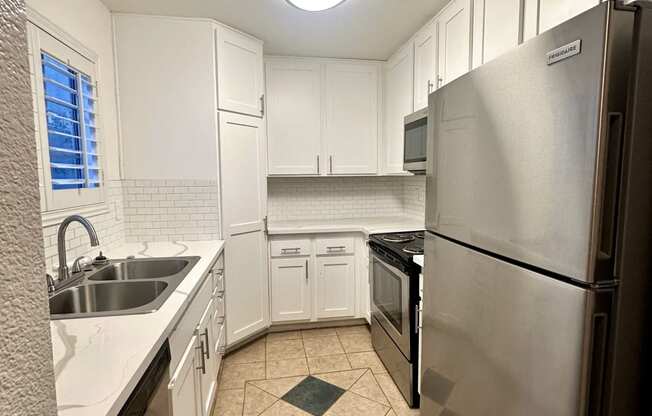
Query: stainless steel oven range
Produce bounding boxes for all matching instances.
[369,231,423,408]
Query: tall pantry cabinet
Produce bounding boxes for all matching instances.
[112,15,269,351]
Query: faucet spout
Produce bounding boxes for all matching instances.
[57,215,100,281]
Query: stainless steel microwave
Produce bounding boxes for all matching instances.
[403,108,428,174]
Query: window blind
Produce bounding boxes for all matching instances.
[41,52,100,190]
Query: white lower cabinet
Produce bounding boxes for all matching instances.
[270,234,363,323]
[198,300,216,416]
[169,335,203,416]
[168,253,226,416]
[316,256,356,319]
[271,257,312,322]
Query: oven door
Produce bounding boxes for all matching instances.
[371,254,411,358]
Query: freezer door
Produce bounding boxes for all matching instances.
[425,3,634,282]
[421,233,597,416]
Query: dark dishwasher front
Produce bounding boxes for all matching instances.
[119,339,171,416]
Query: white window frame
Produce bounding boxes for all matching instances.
[26,8,108,225]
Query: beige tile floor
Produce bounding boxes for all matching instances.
[213,325,420,416]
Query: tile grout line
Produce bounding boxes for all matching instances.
[346,390,392,414]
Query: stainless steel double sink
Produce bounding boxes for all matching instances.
[49,257,200,320]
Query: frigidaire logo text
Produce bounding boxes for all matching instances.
[547,40,582,65]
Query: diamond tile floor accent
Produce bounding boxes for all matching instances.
[282,376,345,415]
[213,325,416,415]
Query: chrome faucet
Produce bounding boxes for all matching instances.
[57,215,99,281]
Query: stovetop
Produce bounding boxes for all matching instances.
[369,231,424,273]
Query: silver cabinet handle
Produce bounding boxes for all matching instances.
[428,80,434,93]
[201,329,210,360]
[305,259,309,281]
[437,77,443,87]
[196,340,206,374]
[317,155,320,175]
[281,248,301,254]
[260,94,265,116]
[329,155,333,174]
[327,246,346,251]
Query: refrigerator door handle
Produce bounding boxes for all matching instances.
[586,312,609,416]
[600,112,624,256]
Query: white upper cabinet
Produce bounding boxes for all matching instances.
[266,60,322,175]
[539,0,601,34]
[216,25,264,117]
[324,62,380,175]
[472,0,523,67]
[383,43,414,174]
[437,0,472,87]
[413,21,437,110]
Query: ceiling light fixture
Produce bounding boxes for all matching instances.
[286,0,347,12]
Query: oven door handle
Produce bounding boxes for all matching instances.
[414,304,422,335]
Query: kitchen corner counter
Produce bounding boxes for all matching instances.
[51,240,225,416]
[268,216,425,236]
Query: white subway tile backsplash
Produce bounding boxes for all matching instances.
[268,176,426,222]
[122,179,220,243]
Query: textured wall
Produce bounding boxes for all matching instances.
[0,0,58,414]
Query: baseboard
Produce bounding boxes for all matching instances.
[225,318,368,354]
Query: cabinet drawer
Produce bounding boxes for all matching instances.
[270,238,311,257]
[316,237,354,255]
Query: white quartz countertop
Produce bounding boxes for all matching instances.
[268,216,425,236]
[51,240,225,416]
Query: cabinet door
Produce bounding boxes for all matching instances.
[437,0,472,87]
[316,256,355,318]
[413,22,437,110]
[169,335,202,416]
[324,63,379,175]
[266,60,322,175]
[271,257,312,322]
[472,0,522,67]
[219,112,270,345]
[539,0,601,34]
[216,26,264,117]
[383,43,414,174]
[198,300,216,416]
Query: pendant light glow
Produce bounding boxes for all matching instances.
[286,0,347,12]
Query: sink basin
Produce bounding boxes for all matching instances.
[49,256,200,320]
[49,281,168,315]
[89,259,190,281]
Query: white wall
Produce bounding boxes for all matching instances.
[113,15,219,180]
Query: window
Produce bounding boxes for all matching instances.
[41,53,100,191]
[29,24,105,215]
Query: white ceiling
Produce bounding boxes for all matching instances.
[100,0,449,60]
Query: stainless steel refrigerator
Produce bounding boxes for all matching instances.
[421,2,652,416]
